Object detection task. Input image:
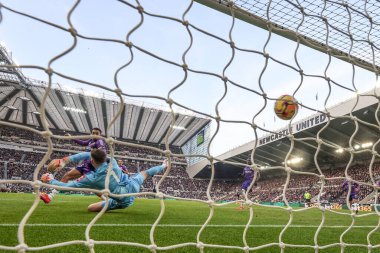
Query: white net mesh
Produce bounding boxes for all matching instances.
[0,0,380,252]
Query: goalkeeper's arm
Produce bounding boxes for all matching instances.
[41,172,96,190]
[48,152,91,172]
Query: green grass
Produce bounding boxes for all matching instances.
[1,193,380,252]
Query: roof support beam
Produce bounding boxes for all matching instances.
[119,105,126,139]
[78,95,93,131]
[0,88,19,108]
[158,113,179,144]
[22,100,27,125]
[54,90,79,133]
[4,108,14,121]
[145,111,162,142]
[169,116,196,146]
[26,89,60,129]
[133,107,145,140]
[101,99,108,134]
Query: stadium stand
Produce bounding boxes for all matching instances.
[1,125,380,204]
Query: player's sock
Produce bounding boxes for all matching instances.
[48,189,58,200]
[146,160,168,177]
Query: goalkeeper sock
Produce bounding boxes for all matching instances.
[48,189,58,200]
[146,161,168,177]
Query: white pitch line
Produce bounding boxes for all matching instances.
[0,224,377,228]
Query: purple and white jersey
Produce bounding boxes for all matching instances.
[243,166,255,180]
[74,139,107,152]
[241,166,255,191]
[120,165,128,173]
[73,138,107,175]
[342,180,359,197]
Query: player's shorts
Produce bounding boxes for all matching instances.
[242,180,253,191]
[101,172,145,211]
[349,194,356,202]
[102,197,133,211]
[76,158,111,175]
[75,160,95,175]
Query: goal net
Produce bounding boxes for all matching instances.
[0,0,380,252]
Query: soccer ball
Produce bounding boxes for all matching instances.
[274,95,298,120]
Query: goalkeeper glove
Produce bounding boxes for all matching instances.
[47,157,69,172]
[41,173,54,183]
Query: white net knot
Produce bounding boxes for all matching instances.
[166,98,173,105]
[319,174,325,180]
[101,189,111,197]
[350,116,357,121]
[243,246,250,252]
[181,20,189,26]
[114,88,122,95]
[196,242,204,249]
[319,205,325,212]
[279,242,285,249]
[372,150,378,156]
[351,212,356,217]
[137,5,144,14]
[264,53,269,58]
[229,41,235,48]
[325,76,331,81]
[368,244,372,250]
[148,244,157,251]
[214,116,221,121]
[125,41,133,48]
[207,200,214,207]
[164,149,171,156]
[41,130,53,137]
[251,123,257,129]
[316,138,323,144]
[286,207,292,212]
[262,93,267,98]
[299,69,303,74]
[156,192,164,199]
[340,242,346,248]
[16,243,28,252]
[314,245,319,250]
[284,166,292,173]
[45,67,53,75]
[222,75,228,82]
[106,137,114,145]
[287,134,294,140]
[32,180,42,188]
[246,200,253,207]
[68,27,77,37]
[85,239,95,248]
[227,1,234,7]
[182,63,188,70]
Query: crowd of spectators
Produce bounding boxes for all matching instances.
[0,126,185,163]
[1,126,380,204]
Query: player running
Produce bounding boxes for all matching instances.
[238,159,256,210]
[342,180,360,214]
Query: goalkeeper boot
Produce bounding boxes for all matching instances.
[39,192,51,204]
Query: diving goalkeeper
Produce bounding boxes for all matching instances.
[41,149,168,212]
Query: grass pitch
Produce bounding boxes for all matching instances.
[1,193,380,253]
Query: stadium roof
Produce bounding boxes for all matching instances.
[189,89,380,179]
[0,46,210,147]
